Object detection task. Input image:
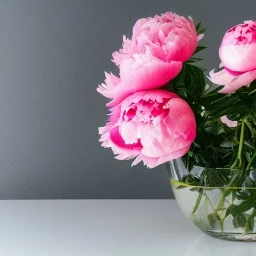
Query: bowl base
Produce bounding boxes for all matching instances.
[206,230,256,241]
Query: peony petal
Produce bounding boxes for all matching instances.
[208,64,256,93]
[197,33,204,41]
[110,126,142,150]
[140,124,168,157]
[119,121,140,144]
[120,90,178,116]
[132,154,159,168]
[98,105,142,162]
[112,36,132,66]
[106,56,182,107]
[133,144,190,168]
[220,115,238,128]
[97,72,121,99]
[154,145,191,167]
[219,41,256,73]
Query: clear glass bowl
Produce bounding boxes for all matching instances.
[167,158,256,241]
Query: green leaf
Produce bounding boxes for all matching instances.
[232,213,247,228]
[226,204,237,217]
[244,218,254,233]
[186,57,203,63]
[216,208,227,219]
[195,22,202,31]
[207,213,217,228]
[191,192,203,214]
[176,185,187,189]
[193,46,207,55]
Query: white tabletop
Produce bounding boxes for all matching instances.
[0,200,255,256]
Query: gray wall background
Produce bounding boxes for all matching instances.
[0,0,254,199]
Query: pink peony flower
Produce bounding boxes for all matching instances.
[98,11,199,107]
[97,53,182,107]
[220,115,238,128]
[209,21,256,93]
[113,12,198,65]
[220,21,256,72]
[99,90,196,168]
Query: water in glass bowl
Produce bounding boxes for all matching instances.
[171,179,256,241]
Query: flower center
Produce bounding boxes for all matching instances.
[123,99,169,123]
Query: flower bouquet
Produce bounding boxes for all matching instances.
[97,11,256,241]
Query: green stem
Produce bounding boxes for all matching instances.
[246,152,256,172]
[245,119,255,136]
[231,119,246,169]
[214,190,226,213]
[230,159,238,170]
[213,171,240,217]
[204,192,215,210]
[248,88,256,95]
[238,121,245,168]
[186,153,191,170]
[244,208,256,234]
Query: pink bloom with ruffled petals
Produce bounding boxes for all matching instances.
[99,90,196,168]
[220,20,256,72]
[113,11,198,65]
[98,12,199,107]
[209,21,256,93]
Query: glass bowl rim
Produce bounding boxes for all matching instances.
[169,179,256,190]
